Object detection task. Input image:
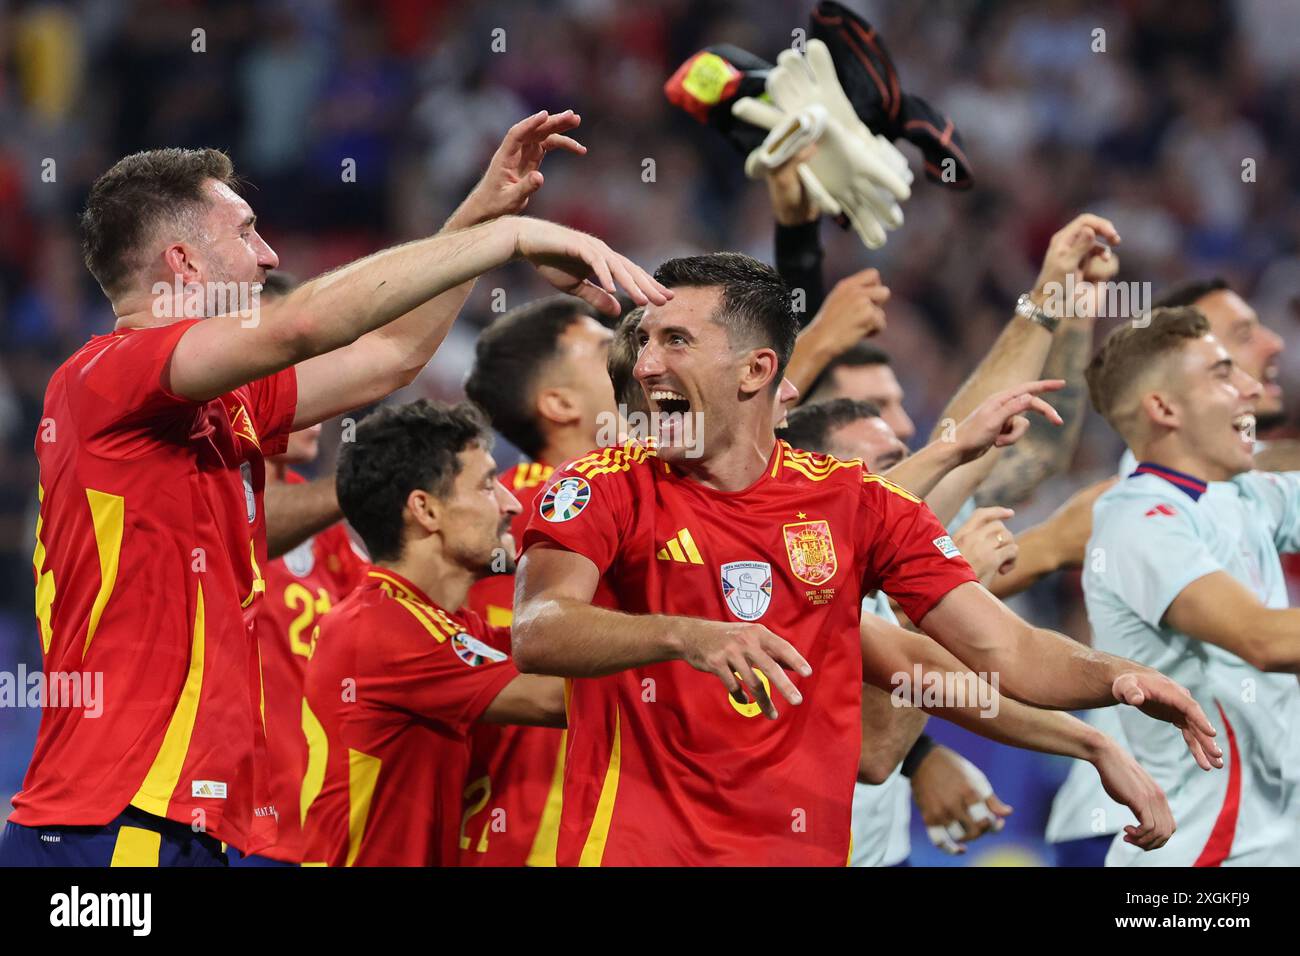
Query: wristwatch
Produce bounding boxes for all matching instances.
[1015,292,1060,333]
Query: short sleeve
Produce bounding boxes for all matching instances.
[70,320,201,434]
[360,603,519,737]
[243,367,298,458]
[858,474,979,624]
[1091,497,1222,627]
[1239,471,1300,555]
[519,458,634,574]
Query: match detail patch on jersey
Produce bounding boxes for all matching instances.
[452,631,509,667]
[932,535,960,559]
[782,520,838,586]
[720,561,773,621]
[539,476,591,523]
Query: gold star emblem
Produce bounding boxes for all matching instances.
[796,511,807,520]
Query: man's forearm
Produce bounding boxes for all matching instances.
[929,315,1054,441]
[265,477,344,559]
[784,322,840,398]
[882,436,963,501]
[859,682,928,783]
[277,217,517,361]
[862,610,1104,761]
[975,319,1095,506]
[512,596,685,676]
[975,622,1134,710]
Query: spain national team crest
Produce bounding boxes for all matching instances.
[451,631,509,667]
[720,561,773,621]
[539,476,591,523]
[782,520,837,586]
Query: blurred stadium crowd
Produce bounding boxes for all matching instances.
[2,0,1300,863]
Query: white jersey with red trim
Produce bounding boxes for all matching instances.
[1083,463,1300,866]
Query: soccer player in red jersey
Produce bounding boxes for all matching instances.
[231,425,366,867]
[512,252,1223,866]
[300,401,566,867]
[2,111,669,866]
[461,295,616,866]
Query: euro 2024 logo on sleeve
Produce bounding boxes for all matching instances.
[539,476,591,523]
[720,561,773,621]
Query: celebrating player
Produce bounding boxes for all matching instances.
[300,401,568,867]
[1080,307,1300,866]
[1,110,667,866]
[511,252,1221,866]
[460,295,616,865]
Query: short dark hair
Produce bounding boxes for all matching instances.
[81,148,236,297]
[336,400,491,562]
[464,295,603,458]
[653,253,797,386]
[1085,307,1210,430]
[1151,277,1230,311]
[805,342,892,403]
[778,398,882,454]
[608,307,645,412]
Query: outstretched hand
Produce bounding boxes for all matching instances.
[1113,672,1223,771]
[451,110,586,228]
[951,379,1065,464]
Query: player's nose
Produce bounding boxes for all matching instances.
[254,231,279,270]
[633,342,664,381]
[495,480,522,517]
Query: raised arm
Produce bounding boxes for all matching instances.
[882,379,1063,509]
[512,544,811,719]
[291,110,597,427]
[925,214,1119,512]
[917,581,1222,770]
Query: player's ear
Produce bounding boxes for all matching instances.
[1141,389,1180,431]
[738,347,778,398]
[406,487,441,537]
[536,386,579,428]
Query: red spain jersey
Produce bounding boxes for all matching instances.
[300,567,519,866]
[253,469,366,863]
[462,460,567,866]
[520,440,977,866]
[14,319,297,854]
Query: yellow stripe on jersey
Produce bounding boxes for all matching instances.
[486,604,513,628]
[677,528,703,564]
[862,472,921,504]
[131,582,207,817]
[109,826,161,867]
[579,706,622,867]
[572,443,650,479]
[525,729,567,868]
[392,595,453,643]
[367,569,411,598]
[770,441,784,477]
[83,489,124,660]
[300,699,328,828]
[346,748,382,867]
[241,539,266,609]
[32,484,55,655]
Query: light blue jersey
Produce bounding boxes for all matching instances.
[1084,463,1300,866]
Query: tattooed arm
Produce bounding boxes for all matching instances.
[972,318,1095,507]
[925,214,1120,521]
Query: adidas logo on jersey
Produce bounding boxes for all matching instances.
[656,528,703,564]
[1144,504,1177,517]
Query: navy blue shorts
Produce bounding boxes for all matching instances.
[0,806,228,867]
